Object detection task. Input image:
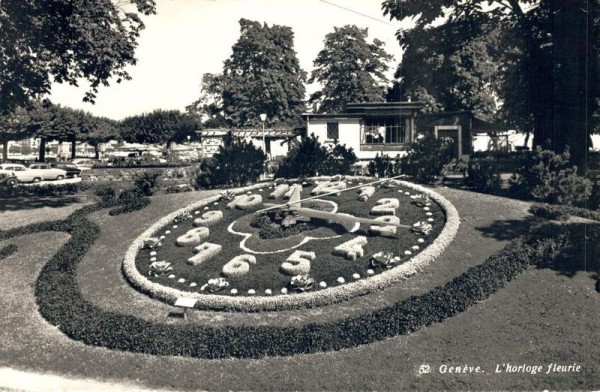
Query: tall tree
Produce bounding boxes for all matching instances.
[186,73,227,128]
[388,14,500,120]
[0,107,32,162]
[382,0,600,172]
[220,19,307,127]
[0,0,156,114]
[309,25,393,113]
[120,110,198,149]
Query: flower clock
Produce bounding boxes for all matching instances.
[125,176,460,311]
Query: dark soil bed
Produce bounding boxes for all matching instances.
[135,182,445,295]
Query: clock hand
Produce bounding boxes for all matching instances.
[256,174,407,214]
[293,207,412,228]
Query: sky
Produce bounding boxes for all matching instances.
[49,0,410,120]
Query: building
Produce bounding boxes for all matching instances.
[196,128,299,158]
[304,102,511,162]
[303,102,424,161]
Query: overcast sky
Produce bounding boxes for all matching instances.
[49,0,409,120]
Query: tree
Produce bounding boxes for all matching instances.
[186,73,227,128]
[388,14,500,120]
[120,110,199,148]
[219,19,306,128]
[197,132,266,188]
[382,0,600,172]
[0,106,32,162]
[274,134,356,178]
[0,0,156,114]
[81,116,120,159]
[309,25,393,113]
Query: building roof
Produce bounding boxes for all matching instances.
[197,128,297,138]
[303,101,426,119]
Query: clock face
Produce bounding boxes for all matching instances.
[134,178,444,298]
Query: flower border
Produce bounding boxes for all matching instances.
[122,177,460,311]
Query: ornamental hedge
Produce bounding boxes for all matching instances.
[0,243,18,261]
[0,197,565,359]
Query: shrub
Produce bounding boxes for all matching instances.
[466,160,502,194]
[196,132,266,188]
[275,134,329,178]
[400,134,456,184]
[510,146,592,206]
[94,185,118,205]
[367,154,400,178]
[0,183,89,198]
[321,144,358,176]
[108,197,150,216]
[0,243,18,261]
[529,202,600,222]
[133,171,161,196]
[164,184,193,194]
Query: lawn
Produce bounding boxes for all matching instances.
[0,184,598,391]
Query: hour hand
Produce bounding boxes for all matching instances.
[294,207,411,229]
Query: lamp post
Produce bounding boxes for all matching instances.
[187,135,191,165]
[259,113,267,179]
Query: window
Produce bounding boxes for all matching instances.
[326,122,339,140]
[361,118,406,145]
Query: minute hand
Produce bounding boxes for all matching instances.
[294,207,412,229]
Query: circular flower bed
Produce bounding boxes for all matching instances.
[123,177,460,311]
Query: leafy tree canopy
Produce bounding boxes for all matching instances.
[0,0,156,114]
[388,14,500,120]
[120,109,199,147]
[309,25,393,113]
[382,0,600,172]
[218,19,307,128]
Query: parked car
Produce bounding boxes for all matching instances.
[70,158,96,170]
[51,162,82,178]
[0,171,18,188]
[28,163,69,181]
[0,163,67,182]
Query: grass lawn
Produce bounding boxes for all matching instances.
[0,185,598,391]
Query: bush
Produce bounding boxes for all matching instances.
[195,132,266,188]
[400,134,456,184]
[0,243,18,261]
[321,144,358,176]
[163,184,193,194]
[108,197,150,216]
[466,160,502,194]
[133,171,161,196]
[510,146,592,206]
[367,154,400,178]
[94,185,118,205]
[529,202,600,222]
[529,203,571,221]
[0,183,89,198]
[274,134,357,178]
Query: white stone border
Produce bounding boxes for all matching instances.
[122,178,460,311]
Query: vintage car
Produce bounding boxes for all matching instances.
[0,163,67,182]
[69,158,96,170]
[51,162,82,178]
[0,171,18,187]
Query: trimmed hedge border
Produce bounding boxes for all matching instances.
[29,204,537,359]
[122,177,461,311]
[108,197,151,216]
[529,202,600,222]
[0,243,18,261]
[0,181,555,359]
